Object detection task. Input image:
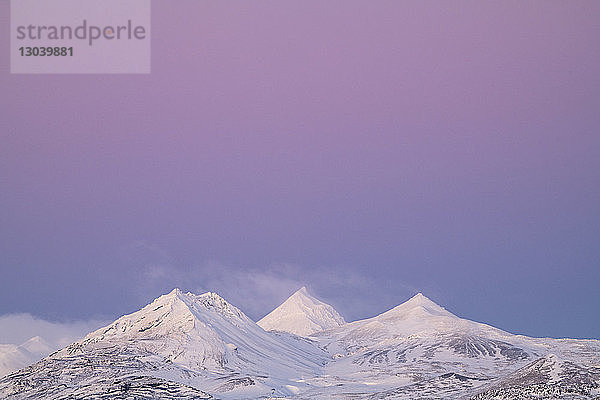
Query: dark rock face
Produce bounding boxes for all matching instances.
[471,356,600,400]
[215,376,255,392]
[446,335,529,361]
[1,372,212,400]
[0,346,211,400]
[439,373,487,382]
[66,376,212,400]
[351,334,529,368]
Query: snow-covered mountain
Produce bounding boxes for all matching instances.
[258,286,346,336]
[303,292,600,399]
[1,288,598,399]
[0,336,54,378]
[0,288,328,399]
[472,354,600,400]
[69,288,326,374]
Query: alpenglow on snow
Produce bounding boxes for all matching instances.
[1,287,599,400]
[257,286,346,336]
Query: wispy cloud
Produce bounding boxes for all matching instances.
[130,260,306,320]
[116,240,418,323]
[134,257,416,322]
[1,238,418,349]
[0,314,108,348]
[191,261,307,320]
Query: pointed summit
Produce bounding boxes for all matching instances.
[379,292,455,320]
[297,286,309,294]
[165,287,183,297]
[258,287,346,336]
[19,336,54,357]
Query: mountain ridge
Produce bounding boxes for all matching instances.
[1,287,598,399]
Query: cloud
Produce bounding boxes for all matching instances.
[191,262,307,320]
[0,240,419,349]
[135,259,416,322]
[118,241,325,319]
[117,240,418,323]
[0,313,108,348]
[129,260,304,321]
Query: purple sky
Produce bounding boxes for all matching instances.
[1,1,599,339]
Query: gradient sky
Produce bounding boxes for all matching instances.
[1,1,599,340]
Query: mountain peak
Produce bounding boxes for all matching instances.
[78,289,250,348]
[166,287,183,296]
[155,289,242,319]
[406,292,433,305]
[258,286,346,336]
[19,336,54,358]
[289,286,314,301]
[380,292,455,320]
[297,286,308,294]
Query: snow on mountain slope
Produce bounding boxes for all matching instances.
[0,336,54,378]
[472,354,600,399]
[1,289,598,399]
[18,336,53,357]
[258,286,346,336]
[302,293,600,399]
[66,288,328,376]
[0,288,329,399]
[0,345,30,379]
[315,293,525,350]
